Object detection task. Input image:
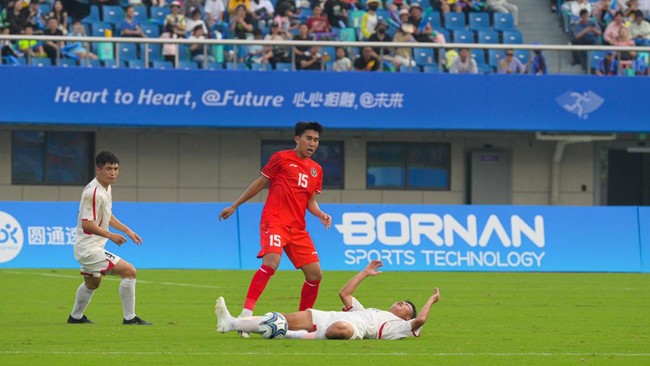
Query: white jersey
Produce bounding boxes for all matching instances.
[309,297,421,340]
[74,178,112,259]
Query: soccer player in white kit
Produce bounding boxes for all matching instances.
[67,151,152,325]
[215,260,440,340]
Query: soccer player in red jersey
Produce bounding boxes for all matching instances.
[219,122,332,336]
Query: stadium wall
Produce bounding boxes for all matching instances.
[0,202,647,273]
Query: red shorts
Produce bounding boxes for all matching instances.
[258,222,319,269]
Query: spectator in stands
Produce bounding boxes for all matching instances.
[17,24,44,62]
[592,0,622,30]
[324,0,350,28]
[624,0,641,19]
[205,0,227,30]
[368,18,395,65]
[498,49,526,74]
[604,11,626,45]
[449,47,478,74]
[42,17,64,65]
[121,6,147,38]
[1,25,24,64]
[231,4,254,39]
[432,0,451,18]
[49,1,67,36]
[360,0,379,40]
[165,1,188,38]
[561,0,592,34]
[354,46,381,71]
[229,0,252,14]
[187,8,209,35]
[306,4,331,36]
[7,0,27,35]
[398,8,409,25]
[25,0,45,33]
[264,20,291,68]
[571,9,602,69]
[486,0,519,26]
[152,0,168,6]
[67,20,98,62]
[393,22,417,71]
[454,1,488,19]
[297,45,323,70]
[332,46,352,71]
[189,24,215,64]
[595,50,619,75]
[274,0,298,33]
[246,29,266,65]
[613,26,636,64]
[293,23,313,68]
[629,9,650,45]
[183,0,203,17]
[251,0,275,29]
[408,3,433,43]
[531,48,548,75]
[638,0,650,17]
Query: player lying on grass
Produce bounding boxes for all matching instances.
[215,260,440,340]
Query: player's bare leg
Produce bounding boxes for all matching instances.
[324,321,355,340]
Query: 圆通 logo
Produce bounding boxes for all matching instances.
[555,90,604,119]
[0,211,24,263]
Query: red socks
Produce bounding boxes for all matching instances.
[243,265,276,311]
[299,279,321,311]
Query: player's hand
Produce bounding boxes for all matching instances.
[219,206,235,220]
[319,212,332,229]
[430,287,440,304]
[110,233,127,246]
[364,260,383,276]
[126,230,143,245]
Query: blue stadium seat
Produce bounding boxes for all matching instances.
[178,60,199,69]
[433,28,449,42]
[39,3,51,15]
[59,59,77,67]
[142,43,162,61]
[453,29,475,43]
[149,6,170,25]
[125,59,145,68]
[514,49,529,65]
[81,59,102,68]
[589,50,607,70]
[502,29,523,44]
[31,58,51,67]
[413,48,434,66]
[84,6,101,23]
[205,62,225,70]
[151,60,174,69]
[428,12,442,30]
[226,62,247,70]
[493,13,515,32]
[178,45,191,61]
[444,12,466,32]
[250,62,267,71]
[132,5,148,23]
[471,49,487,66]
[423,64,440,73]
[275,62,292,71]
[488,49,505,69]
[102,59,118,68]
[116,43,139,61]
[468,12,490,32]
[477,29,499,44]
[89,21,112,37]
[140,23,160,38]
[102,6,124,26]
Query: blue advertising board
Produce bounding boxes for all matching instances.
[0,202,645,272]
[0,202,239,269]
[0,67,649,133]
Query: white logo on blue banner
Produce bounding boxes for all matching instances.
[0,211,24,263]
[556,90,604,119]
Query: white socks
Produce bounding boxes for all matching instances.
[240,309,253,317]
[120,278,136,321]
[71,283,95,319]
[233,316,263,333]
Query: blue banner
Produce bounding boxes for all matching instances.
[0,202,239,269]
[0,67,649,132]
[0,202,645,272]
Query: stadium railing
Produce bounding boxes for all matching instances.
[1,34,648,75]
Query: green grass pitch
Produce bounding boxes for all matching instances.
[1,269,649,365]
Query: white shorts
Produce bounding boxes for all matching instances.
[77,249,122,277]
[307,309,364,340]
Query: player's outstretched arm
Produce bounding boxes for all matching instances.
[109,215,142,244]
[410,288,440,332]
[219,175,269,220]
[338,260,383,309]
[307,195,331,229]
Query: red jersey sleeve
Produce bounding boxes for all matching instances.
[261,152,282,179]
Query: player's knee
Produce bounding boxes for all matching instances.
[86,282,100,290]
[325,321,354,340]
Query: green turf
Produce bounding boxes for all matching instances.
[0,269,649,365]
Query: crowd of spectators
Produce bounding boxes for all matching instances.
[561,0,650,75]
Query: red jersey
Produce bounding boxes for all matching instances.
[260,149,323,230]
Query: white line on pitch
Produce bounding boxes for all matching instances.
[1,270,222,289]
